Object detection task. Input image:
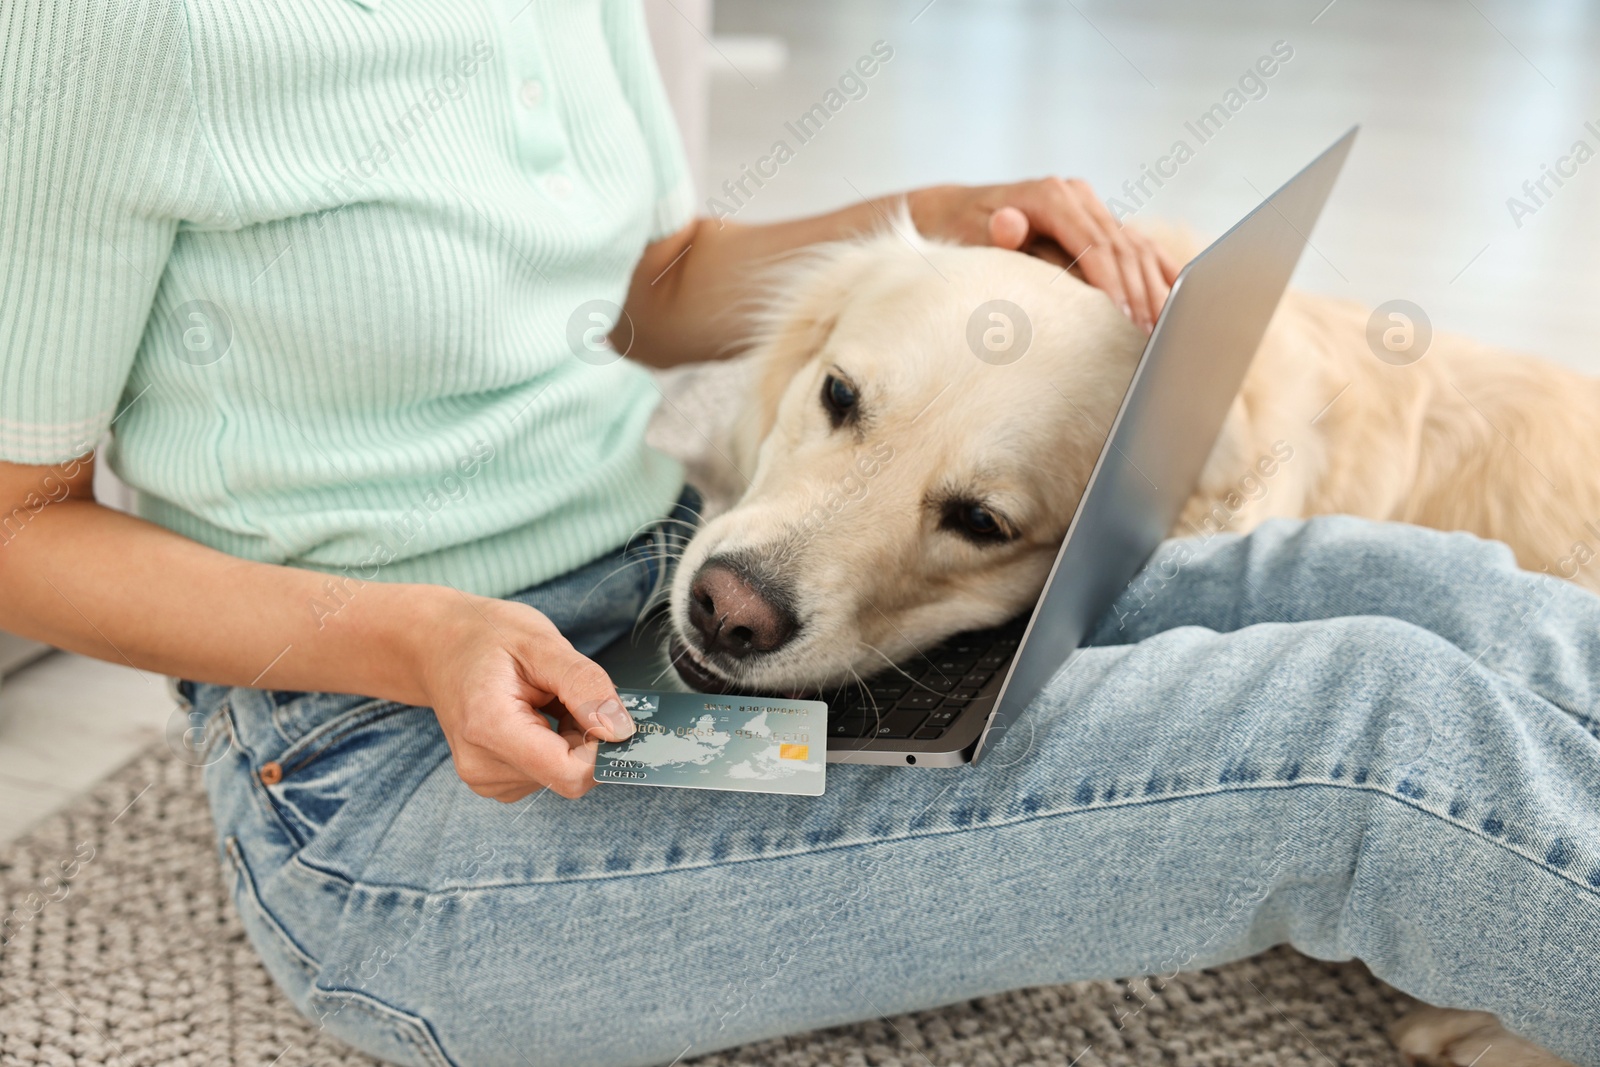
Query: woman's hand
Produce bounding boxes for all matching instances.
[0,453,632,806]
[420,593,636,802]
[909,180,1181,334]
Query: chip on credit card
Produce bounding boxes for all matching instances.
[594,689,827,796]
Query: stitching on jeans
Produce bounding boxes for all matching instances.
[271,697,306,747]
[224,836,319,978]
[277,777,1600,896]
[251,700,421,851]
[279,699,410,778]
[222,700,307,850]
[308,987,459,1067]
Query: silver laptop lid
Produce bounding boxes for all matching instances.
[972,126,1358,764]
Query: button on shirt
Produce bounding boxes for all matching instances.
[0,0,696,596]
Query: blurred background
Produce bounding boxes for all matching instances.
[698,0,1600,368]
[4,0,1598,842]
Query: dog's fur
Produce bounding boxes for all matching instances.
[665,220,1596,1066]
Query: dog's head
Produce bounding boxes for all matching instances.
[667,223,1146,693]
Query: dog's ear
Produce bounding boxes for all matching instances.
[729,229,916,477]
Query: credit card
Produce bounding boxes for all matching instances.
[594,689,827,796]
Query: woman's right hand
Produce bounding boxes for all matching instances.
[420,593,637,802]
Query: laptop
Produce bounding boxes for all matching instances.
[597,127,1357,767]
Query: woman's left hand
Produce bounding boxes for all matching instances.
[909,179,1180,334]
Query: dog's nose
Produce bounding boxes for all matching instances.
[688,561,796,658]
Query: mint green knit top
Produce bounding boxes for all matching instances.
[1,0,693,596]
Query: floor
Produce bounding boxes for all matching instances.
[3,0,1598,847]
[0,654,177,843]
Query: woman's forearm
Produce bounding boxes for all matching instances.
[0,462,451,704]
[622,189,945,368]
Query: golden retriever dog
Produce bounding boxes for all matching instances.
[667,221,1600,694]
[663,216,1596,1067]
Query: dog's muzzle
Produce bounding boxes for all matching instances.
[671,556,801,688]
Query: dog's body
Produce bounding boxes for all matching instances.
[664,222,1592,1067]
[1181,251,1600,591]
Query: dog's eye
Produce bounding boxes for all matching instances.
[940,500,1014,545]
[821,374,858,427]
[962,505,1000,537]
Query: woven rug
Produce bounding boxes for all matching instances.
[0,744,1416,1067]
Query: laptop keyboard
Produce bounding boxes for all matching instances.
[822,616,1028,743]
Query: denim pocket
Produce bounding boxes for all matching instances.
[260,696,430,850]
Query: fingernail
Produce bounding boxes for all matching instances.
[597,697,634,739]
[1120,300,1133,319]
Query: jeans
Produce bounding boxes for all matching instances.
[187,506,1600,1067]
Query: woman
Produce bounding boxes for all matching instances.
[3,2,1596,1065]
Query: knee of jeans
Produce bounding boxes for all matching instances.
[1301,615,1458,771]
[1278,515,1519,580]
[1299,614,1453,681]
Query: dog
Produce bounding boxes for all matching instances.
[663,218,1595,1067]
[667,221,1600,694]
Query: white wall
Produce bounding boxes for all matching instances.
[644,0,712,199]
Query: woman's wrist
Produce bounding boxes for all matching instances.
[334,581,476,709]
[903,184,966,241]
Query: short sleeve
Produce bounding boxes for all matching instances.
[0,0,230,465]
[600,0,697,240]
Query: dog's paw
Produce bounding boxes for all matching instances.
[1390,1006,1576,1067]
